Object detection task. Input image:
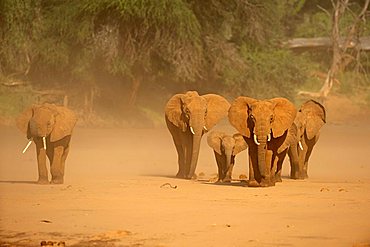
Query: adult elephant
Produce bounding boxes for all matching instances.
[165,91,230,179]
[228,97,296,187]
[207,131,248,183]
[16,103,77,184]
[278,100,326,179]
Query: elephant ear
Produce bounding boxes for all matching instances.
[301,100,326,140]
[277,123,298,154]
[50,106,77,142]
[270,98,297,138]
[232,133,248,155]
[16,105,35,139]
[202,94,230,130]
[207,131,224,155]
[164,93,187,131]
[228,96,257,137]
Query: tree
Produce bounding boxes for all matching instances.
[298,0,370,102]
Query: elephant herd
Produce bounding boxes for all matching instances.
[165,91,326,187]
[16,90,325,187]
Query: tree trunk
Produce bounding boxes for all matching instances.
[128,77,141,107]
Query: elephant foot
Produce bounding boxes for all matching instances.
[176,172,186,179]
[275,175,282,183]
[290,173,299,179]
[189,173,198,180]
[37,178,49,185]
[260,178,274,187]
[297,172,308,179]
[51,178,64,184]
[248,179,260,187]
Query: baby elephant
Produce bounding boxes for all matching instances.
[207,131,248,182]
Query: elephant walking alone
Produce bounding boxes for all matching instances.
[16,103,77,184]
[165,91,230,179]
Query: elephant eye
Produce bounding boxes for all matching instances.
[184,109,190,118]
[270,116,274,123]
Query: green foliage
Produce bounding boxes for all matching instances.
[0,0,42,76]
[0,86,36,117]
[239,46,312,100]
[1,0,369,126]
[295,12,331,37]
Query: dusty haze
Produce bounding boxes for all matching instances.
[0,99,370,246]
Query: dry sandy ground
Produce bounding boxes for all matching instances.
[0,122,370,247]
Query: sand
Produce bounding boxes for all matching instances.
[0,122,369,246]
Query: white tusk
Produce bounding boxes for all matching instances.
[298,141,304,151]
[43,137,47,150]
[203,126,208,131]
[267,133,271,142]
[190,126,195,135]
[253,134,260,146]
[22,140,33,154]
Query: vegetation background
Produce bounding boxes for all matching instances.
[1,0,369,127]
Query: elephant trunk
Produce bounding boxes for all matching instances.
[224,147,233,171]
[255,125,269,180]
[187,131,202,179]
[187,116,205,179]
[257,141,267,178]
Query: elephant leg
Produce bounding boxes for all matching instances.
[214,152,225,182]
[303,138,316,179]
[50,146,64,184]
[35,138,49,184]
[288,145,300,179]
[171,130,186,178]
[298,140,308,179]
[260,149,273,187]
[224,155,235,183]
[60,145,70,179]
[248,147,259,187]
[275,150,287,183]
[174,141,186,178]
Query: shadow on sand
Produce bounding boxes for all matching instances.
[0,180,38,185]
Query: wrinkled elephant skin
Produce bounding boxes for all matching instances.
[16,103,77,184]
[165,91,230,179]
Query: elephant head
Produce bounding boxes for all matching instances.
[298,100,326,140]
[165,91,230,178]
[207,131,247,161]
[228,97,296,180]
[16,103,77,150]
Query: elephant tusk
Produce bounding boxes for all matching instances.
[22,139,33,154]
[43,137,47,150]
[298,141,304,151]
[203,126,208,131]
[267,133,271,142]
[253,134,260,146]
[190,126,195,135]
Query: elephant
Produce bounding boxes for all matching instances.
[16,103,77,184]
[207,131,248,183]
[228,97,297,187]
[165,91,230,179]
[277,100,326,179]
